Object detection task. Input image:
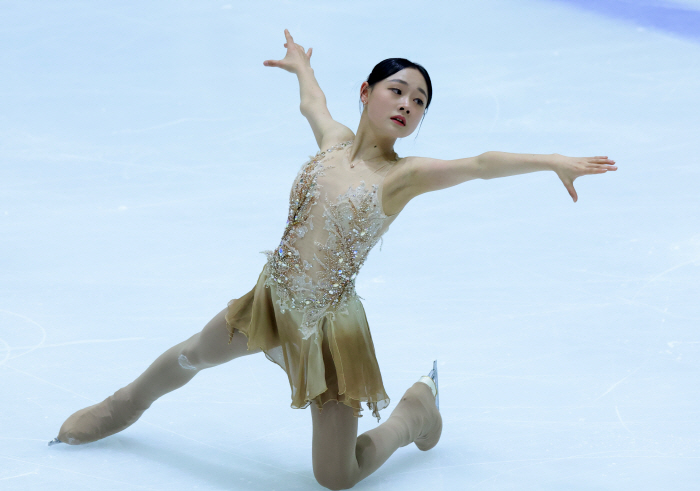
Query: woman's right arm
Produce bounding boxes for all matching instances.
[264,30,354,149]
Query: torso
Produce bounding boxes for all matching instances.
[261,140,403,338]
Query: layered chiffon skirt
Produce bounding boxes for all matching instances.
[225,266,390,420]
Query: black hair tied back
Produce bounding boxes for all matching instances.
[365,58,433,109]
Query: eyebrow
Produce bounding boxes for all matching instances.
[388,79,428,99]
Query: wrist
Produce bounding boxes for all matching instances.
[547,153,563,172]
[296,65,314,77]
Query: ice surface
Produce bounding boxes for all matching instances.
[1,0,699,489]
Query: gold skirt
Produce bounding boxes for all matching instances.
[225,266,390,420]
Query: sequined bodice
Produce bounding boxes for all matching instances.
[262,141,399,338]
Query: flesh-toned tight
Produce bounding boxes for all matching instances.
[56,308,442,490]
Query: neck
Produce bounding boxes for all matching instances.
[349,111,397,164]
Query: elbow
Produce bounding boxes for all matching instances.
[475,153,492,180]
[300,96,327,117]
[300,102,312,117]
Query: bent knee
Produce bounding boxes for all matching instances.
[313,470,358,491]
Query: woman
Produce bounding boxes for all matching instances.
[52,29,617,489]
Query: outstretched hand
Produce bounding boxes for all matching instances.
[553,155,617,202]
[263,29,312,74]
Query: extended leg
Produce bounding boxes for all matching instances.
[56,307,259,445]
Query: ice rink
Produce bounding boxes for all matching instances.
[2,0,699,489]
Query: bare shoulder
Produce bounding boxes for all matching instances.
[381,156,423,216]
[318,124,355,151]
[383,155,457,196]
[301,95,355,150]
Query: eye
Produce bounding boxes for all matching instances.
[389,87,425,106]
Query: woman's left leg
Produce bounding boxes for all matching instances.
[56,307,259,445]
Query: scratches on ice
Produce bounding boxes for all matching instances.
[595,361,648,401]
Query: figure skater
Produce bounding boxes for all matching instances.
[51,29,617,489]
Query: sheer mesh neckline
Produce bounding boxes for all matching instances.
[335,140,400,219]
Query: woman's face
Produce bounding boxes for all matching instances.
[361,68,428,138]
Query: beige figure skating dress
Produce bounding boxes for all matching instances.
[226,141,400,420]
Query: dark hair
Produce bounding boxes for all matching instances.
[365,58,433,110]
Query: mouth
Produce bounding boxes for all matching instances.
[390,116,406,126]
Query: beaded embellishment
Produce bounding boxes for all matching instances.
[262,141,392,339]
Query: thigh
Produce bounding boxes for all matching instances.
[310,400,360,488]
[310,323,362,487]
[184,307,261,368]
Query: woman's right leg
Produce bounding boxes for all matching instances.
[310,382,442,490]
[309,323,442,489]
[56,307,260,444]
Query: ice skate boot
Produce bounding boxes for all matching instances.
[54,387,149,445]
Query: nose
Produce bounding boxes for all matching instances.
[399,106,410,115]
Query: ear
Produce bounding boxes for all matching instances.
[360,81,371,106]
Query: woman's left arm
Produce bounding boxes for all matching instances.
[405,152,617,203]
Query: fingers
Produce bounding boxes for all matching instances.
[588,156,616,164]
[284,29,310,54]
[584,156,617,175]
[587,163,617,173]
[266,29,309,69]
[567,183,578,202]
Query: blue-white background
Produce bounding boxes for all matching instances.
[1,1,699,489]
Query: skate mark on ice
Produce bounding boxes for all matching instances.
[616,297,700,321]
[616,405,634,436]
[0,436,51,442]
[469,450,624,487]
[0,455,146,487]
[0,470,39,481]
[594,361,648,401]
[139,421,310,478]
[2,365,95,403]
[0,337,10,367]
[3,337,146,353]
[394,449,617,476]
[0,309,47,364]
[630,257,700,301]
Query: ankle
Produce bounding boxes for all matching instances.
[418,376,437,398]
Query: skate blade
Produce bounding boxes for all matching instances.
[428,360,439,411]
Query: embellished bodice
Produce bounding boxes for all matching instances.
[262,141,399,338]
